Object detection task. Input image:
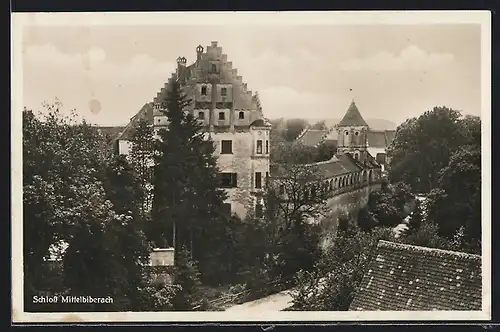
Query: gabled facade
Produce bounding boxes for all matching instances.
[117,41,271,219]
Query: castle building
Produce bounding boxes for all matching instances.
[114,41,271,219]
[296,100,396,170]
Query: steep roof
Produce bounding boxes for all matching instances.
[338,101,369,127]
[297,129,329,147]
[349,240,482,311]
[117,103,154,141]
[97,126,126,140]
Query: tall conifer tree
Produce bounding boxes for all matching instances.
[152,76,227,264]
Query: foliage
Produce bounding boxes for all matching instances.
[23,103,169,311]
[290,226,392,310]
[358,181,415,230]
[129,117,155,217]
[283,118,309,141]
[315,141,337,162]
[171,247,206,311]
[151,77,228,275]
[387,107,480,193]
[426,145,481,246]
[311,120,327,130]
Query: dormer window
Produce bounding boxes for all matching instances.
[198,111,204,120]
[218,112,225,120]
[201,86,207,95]
[238,111,245,119]
[221,87,227,96]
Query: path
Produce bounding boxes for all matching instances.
[224,289,294,312]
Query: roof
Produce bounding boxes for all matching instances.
[117,103,154,141]
[315,153,363,178]
[297,129,328,147]
[338,101,369,127]
[97,126,126,140]
[250,118,272,127]
[349,240,482,311]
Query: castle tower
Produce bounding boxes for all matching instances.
[336,100,370,162]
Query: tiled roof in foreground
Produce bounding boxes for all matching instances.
[349,240,482,311]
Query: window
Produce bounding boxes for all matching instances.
[266,172,269,187]
[239,111,245,119]
[221,140,232,154]
[279,185,285,195]
[221,87,227,96]
[221,203,232,216]
[345,131,349,135]
[255,203,263,218]
[211,64,217,72]
[198,111,204,119]
[218,112,225,120]
[265,140,269,154]
[218,173,237,188]
[255,172,262,189]
[201,85,207,95]
[355,131,359,136]
[256,140,263,154]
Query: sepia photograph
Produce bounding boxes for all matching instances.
[11,11,491,323]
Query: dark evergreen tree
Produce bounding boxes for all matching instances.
[151,77,227,271]
[171,247,204,311]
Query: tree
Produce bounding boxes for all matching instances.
[171,247,205,311]
[129,117,155,217]
[151,77,227,275]
[426,145,481,246]
[23,103,111,301]
[314,141,337,162]
[284,118,309,141]
[311,120,327,130]
[387,106,470,193]
[290,225,392,310]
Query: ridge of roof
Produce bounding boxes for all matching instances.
[377,240,481,260]
[338,100,369,127]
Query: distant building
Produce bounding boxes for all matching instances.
[295,101,396,170]
[111,41,271,219]
[349,240,482,311]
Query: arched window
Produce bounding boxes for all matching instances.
[201,85,207,95]
[239,111,245,119]
[355,131,359,136]
[198,111,204,119]
[211,64,217,72]
[345,131,349,136]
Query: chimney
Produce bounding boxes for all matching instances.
[176,56,187,76]
[196,44,204,61]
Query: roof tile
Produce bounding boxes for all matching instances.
[349,240,482,311]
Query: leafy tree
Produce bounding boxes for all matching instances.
[284,118,309,141]
[387,106,470,193]
[129,117,155,217]
[171,247,205,311]
[311,120,327,130]
[314,141,337,162]
[151,77,227,280]
[426,145,481,246]
[290,225,392,310]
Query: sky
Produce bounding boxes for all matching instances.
[19,15,483,127]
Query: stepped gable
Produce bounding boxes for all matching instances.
[349,240,482,311]
[338,100,369,127]
[117,103,154,141]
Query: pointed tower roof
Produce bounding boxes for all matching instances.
[338,100,369,127]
